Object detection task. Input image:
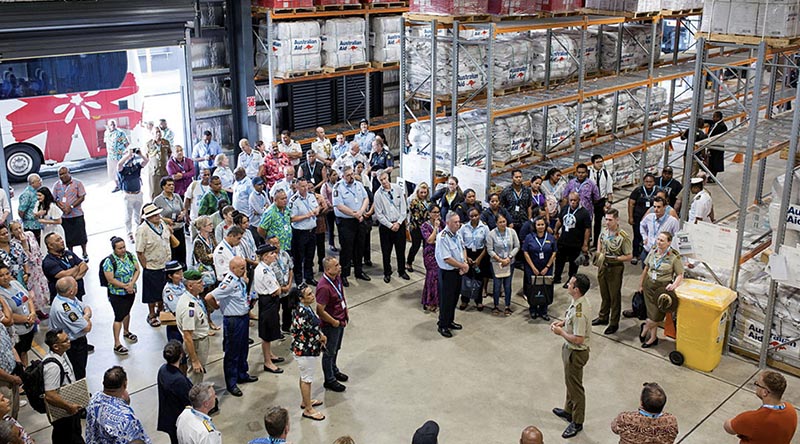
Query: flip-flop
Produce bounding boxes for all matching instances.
[123,332,138,343]
[302,412,325,421]
[300,400,323,409]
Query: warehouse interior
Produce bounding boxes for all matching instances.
[2,0,800,442]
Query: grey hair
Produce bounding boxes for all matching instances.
[189,382,215,408]
[27,174,41,185]
[447,211,461,221]
[193,215,212,230]
[0,420,16,442]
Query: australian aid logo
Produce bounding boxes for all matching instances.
[2,73,142,163]
[744,319,799,357]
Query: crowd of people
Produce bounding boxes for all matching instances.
[0,118,795,443]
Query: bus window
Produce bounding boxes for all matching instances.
[0,52,127,100]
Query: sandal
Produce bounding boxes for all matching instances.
[504,307,512,317]
[300,399,323,409]
[123,332,138,343]
[113,345,129,355]
[147,316,161,327]
[492,306,501,316]
[302,411,326,421]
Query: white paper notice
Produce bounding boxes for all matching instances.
[683,221,738,270]
[453,165,487,202]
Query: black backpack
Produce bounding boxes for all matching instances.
[21,357,65,414]
[99,253,132,287]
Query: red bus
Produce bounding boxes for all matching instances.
[0,51,143,182]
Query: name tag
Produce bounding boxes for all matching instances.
[515,205,520,212]
[539,252,545,260]
[645,201,651,208]
[310,178,315,184]
[341,300,347,309]
[565,227,570,232]
[650,270,658,281]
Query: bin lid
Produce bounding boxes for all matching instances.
[673,278,738,310]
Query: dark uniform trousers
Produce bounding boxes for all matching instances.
[291,228,316,283]
[66,336,88,381]
[166,325,184,343]
[337,218,364,278]
[52,414,84,444]
[320,325,344,384]
[438,269,461,328]
[562,345,590,425]
[379,223,407,277]
[632,222,644,258]
[592,199,607,246]
[597,263,624,326]
[222,314,250,389]
[554,243,581,283]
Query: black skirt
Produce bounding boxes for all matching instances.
[258,294,282,342]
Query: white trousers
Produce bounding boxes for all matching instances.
[123,192,143,235]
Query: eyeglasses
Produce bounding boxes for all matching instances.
[430,210,440,214]
[754,381,768,390]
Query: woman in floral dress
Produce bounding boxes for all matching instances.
[0,225,28,287]
[405,182,430,273]
[10,221,48,318]
[420,204,443,312]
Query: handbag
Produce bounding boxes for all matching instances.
[526,275,553,306]
[460,275,482,300]
[631,290,648,320]
[46,378,90,423]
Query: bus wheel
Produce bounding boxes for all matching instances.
[5,144,41,183]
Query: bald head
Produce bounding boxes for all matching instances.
[520,426,543,444]
[55,276,77,298]
[229,257,247,278]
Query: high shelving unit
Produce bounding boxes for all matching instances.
[399,11,711,198]
[252,5,408,146]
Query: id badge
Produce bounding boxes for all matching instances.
[341,300,347,309]
[650,270,658,281]
[539,252,545,260]
[565,227,570,233]
[515,205,520,212]
[645,201,651,208]
[310,178,315,184]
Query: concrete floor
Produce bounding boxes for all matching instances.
[13,150,800,443]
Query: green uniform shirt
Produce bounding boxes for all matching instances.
[599,228,633,264]
[644,248,683,284]
[564,295,591,351]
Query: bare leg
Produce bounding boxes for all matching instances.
[300,380,321,417]
[113,321,122,347]
[261,341,279,370]
[122,315,131,335]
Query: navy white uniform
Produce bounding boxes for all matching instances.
[49,294,90,380]
[332,179,369,278]
[374,183,408,279]
[163,281,185,343]
[435,228,466,330]
[211,273,251,390]
[176,407,222,444]
[289,192,319,284]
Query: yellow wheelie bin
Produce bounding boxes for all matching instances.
[669,279,738,372]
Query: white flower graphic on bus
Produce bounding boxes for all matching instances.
[52,91,102,124]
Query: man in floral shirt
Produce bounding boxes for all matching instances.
[85,366,151,444]
[260,142,292,189]
[104,119,129,192]
[17,174,42,242]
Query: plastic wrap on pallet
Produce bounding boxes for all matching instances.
[700,0,731,34]
[258,21,321,41]
[372,15,402,33]
[560,30,599,74]
[528,31,576,82]
[488,0,540,15]
[585,0,660,12]
[599,24,661,72]
[595,93,631,133]
[661,0,702,10]
[315,0,360,5]
[406,28,486,95]
[611,153,637,186]
[531,105,574,153]
[253,0,314,8]
[321,18,367,68]
[627,86,667,125]
[409,0,489,15]
[492,34,535,90]
[407,112,489,171]
[192,40,227,70]
[269,54,324,75]
[758,2,799,38]
[570,100,598,136]
[323,17,366,35]
[769,170,800,248]
[371,16,402,63]
[493,113,534,162]
[535,0,583,13]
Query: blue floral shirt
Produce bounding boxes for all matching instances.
[102,253,137,296]
[85,392,152,444]
[104,128,129,161]
[18,186,41,230]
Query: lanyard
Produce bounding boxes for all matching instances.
[653,250,670,271]
[0,284,23,306]
[576,180,586,193]
[190,409,214,427]
[639,409,663,419]
[512,187,522,204]
[566,206,578,218]
[188,293,208,317]
[651,214,667,238]
[275,254,287,276]
[642,186,655,201]
[659,177,673,189]
[197,235,212,251]
[172,158,186,172]
[762,403,786,410]
[465,224,483,247]
[309,161,316,178]
[383,187,399,211]
[221,240,235,257]
[296,194,313,213]
[147,220,164,236]
[534,234,546,252]
[497,229,509,251]
[163,195,180,215]
[323,275,343,301]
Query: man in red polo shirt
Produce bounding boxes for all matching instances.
[724,370,797,444]
[316,257,349,393]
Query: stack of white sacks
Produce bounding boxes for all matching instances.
[407,112,489,171]
[406,27,486,96]
[257,21,322,77]
[627,86,667,124]
[595,93,632,133]
[322,18,367,69]
[493,113,534,162]
[493,33,535,90]
[585,0,661,13]
[529,31,578,82]
[701,0,799,38]
[531,105,574,153]
[371,16,401,64]
[599,24,661,72]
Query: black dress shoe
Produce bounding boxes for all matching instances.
[604,325,619,334]
[334,372,349,382]
[271,357,285,364]
[591,317,608,326]
[323,381,346,392]
[540,313,551,321]
[263,365,284,374]
[530,312,539,320]
[449,322,462,330]
[438,328,452,338]
[552,408,573,422]
[248,338,255,345]
[228,386,243,397]
[364,260,373,267]
[306,278,318,286]
[399,272,410,280]
[87,344,95,353]
[562,422,583,439]
[562,282,569,289]
[642,338,659,348]
[355,273,371,281]
[238,375,259,384]
[383,275,391,283]
[342,277,350,287]
[623,309,636,318]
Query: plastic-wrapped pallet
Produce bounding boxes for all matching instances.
[627,86,667,125]
[611,153,636,186]
[586,0,660,12]
[529,31,577,82]
[256,21,322,76]
[492,33,534,90]
[599,24,661,72]
[370,16,401,63]
[322,18,367,69]
[406,27,486,96]
[493,112,534,162]
[595,93,631,133]
[561,30,599,74]
[661,0,703,10]
[488,0,539,15]
[531,106,574,153]
[570,100,598,137]
[407,113,489,171]
[410,0,489,15]
[769,170,800,248]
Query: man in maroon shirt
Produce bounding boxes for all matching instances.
[316,256,349,392]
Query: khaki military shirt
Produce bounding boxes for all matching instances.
[644,248,684,284]
[564,295,591,351]
[599,228,632,264]
[176,292,209,340]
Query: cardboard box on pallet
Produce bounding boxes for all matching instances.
[757,1,798,37]
[253,0,314,8]
[727,0,759,35]
[488,0,539,15]
[409,0,489,15]
[700,0,730,34]
[535,0,583,13]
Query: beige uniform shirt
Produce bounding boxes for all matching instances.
[599,228,632,264]
[564,295,591,351]
[644,248,684,284]
[175,292,209,340]
[135,221,171,270]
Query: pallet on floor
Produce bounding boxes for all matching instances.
[493,82,543,96]
[492,151,538,168]
[367,1,408,9]
[271,6,317,15]
[581,8,659,18]
[274,69,325,79]
[700,32,800,48]
[404,12,493,24]
[315,2,364,11]
[660,7,702,15]
[371,60,400,68]
[323,62,371,73]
